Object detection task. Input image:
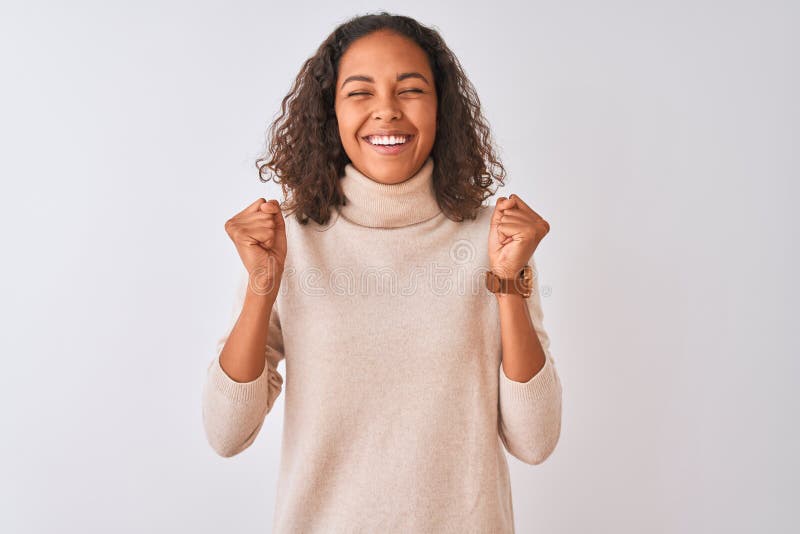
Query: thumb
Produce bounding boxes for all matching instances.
[243,197,266,215]
[260,199,286,230]
[491,196,513,225]
[270,200,285,230]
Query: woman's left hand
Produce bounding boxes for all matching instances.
[488,194,551,278]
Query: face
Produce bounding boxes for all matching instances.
[334,29,437,185]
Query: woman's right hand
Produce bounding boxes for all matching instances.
[224,198,287,299]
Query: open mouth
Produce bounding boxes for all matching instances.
[362,134,414,154]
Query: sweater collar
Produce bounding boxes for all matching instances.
[337,156,442,228]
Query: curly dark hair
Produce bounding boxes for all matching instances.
[256,11,506,226]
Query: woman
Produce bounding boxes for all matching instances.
[201,11,563,533]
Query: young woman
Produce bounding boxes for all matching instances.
[201,12,562,533]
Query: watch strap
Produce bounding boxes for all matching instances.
[485,265,533,298]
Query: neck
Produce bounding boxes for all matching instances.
[337,156,442,228]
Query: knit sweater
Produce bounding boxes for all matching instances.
[201,156,563,533]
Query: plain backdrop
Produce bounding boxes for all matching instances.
[1,1,797,532]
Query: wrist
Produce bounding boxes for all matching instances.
[489,265,522,279]
[245,271,282,302]
[486,264,533,299]
[495,292,525,302]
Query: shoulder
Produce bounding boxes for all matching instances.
[456,203,496,233]
[476,202,499,220]
[278,205,342,251]
[278,205,325,232]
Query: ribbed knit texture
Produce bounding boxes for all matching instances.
[338,156,442,228]
[201,156,563,533]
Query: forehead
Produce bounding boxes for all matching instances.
[337,31,431,78]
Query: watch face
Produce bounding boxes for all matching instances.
[486,267,533,297]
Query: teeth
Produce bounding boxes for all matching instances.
[367,135,409,145]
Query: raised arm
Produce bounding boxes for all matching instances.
[496,257,563,465]
[201,268,286,458]
[201,197,288,457]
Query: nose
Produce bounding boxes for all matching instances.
[372,93,402,121]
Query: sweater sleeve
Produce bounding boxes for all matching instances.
[201,268,285,458]
[497,257,563,465]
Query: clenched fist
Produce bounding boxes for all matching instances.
[488,194,550,278]
[224,198,287,298]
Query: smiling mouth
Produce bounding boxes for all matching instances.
[360,134,415,156]
[361,134,414,147]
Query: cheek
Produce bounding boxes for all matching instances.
[413,102,437,135]
[334,103,352,128]
[335,119,357,143]
[420,115,437,141]
[337,113,361,138]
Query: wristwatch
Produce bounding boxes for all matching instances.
[485,265,533,298]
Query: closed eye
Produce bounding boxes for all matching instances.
[347,89,425,97]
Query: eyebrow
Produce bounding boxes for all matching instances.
[340,72,430,89]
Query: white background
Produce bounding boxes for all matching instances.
[1,1,797,532]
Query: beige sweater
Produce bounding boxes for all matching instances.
[201,156,563,533]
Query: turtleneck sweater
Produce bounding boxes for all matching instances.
[201,155,563,533]
[337,156,442,228]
